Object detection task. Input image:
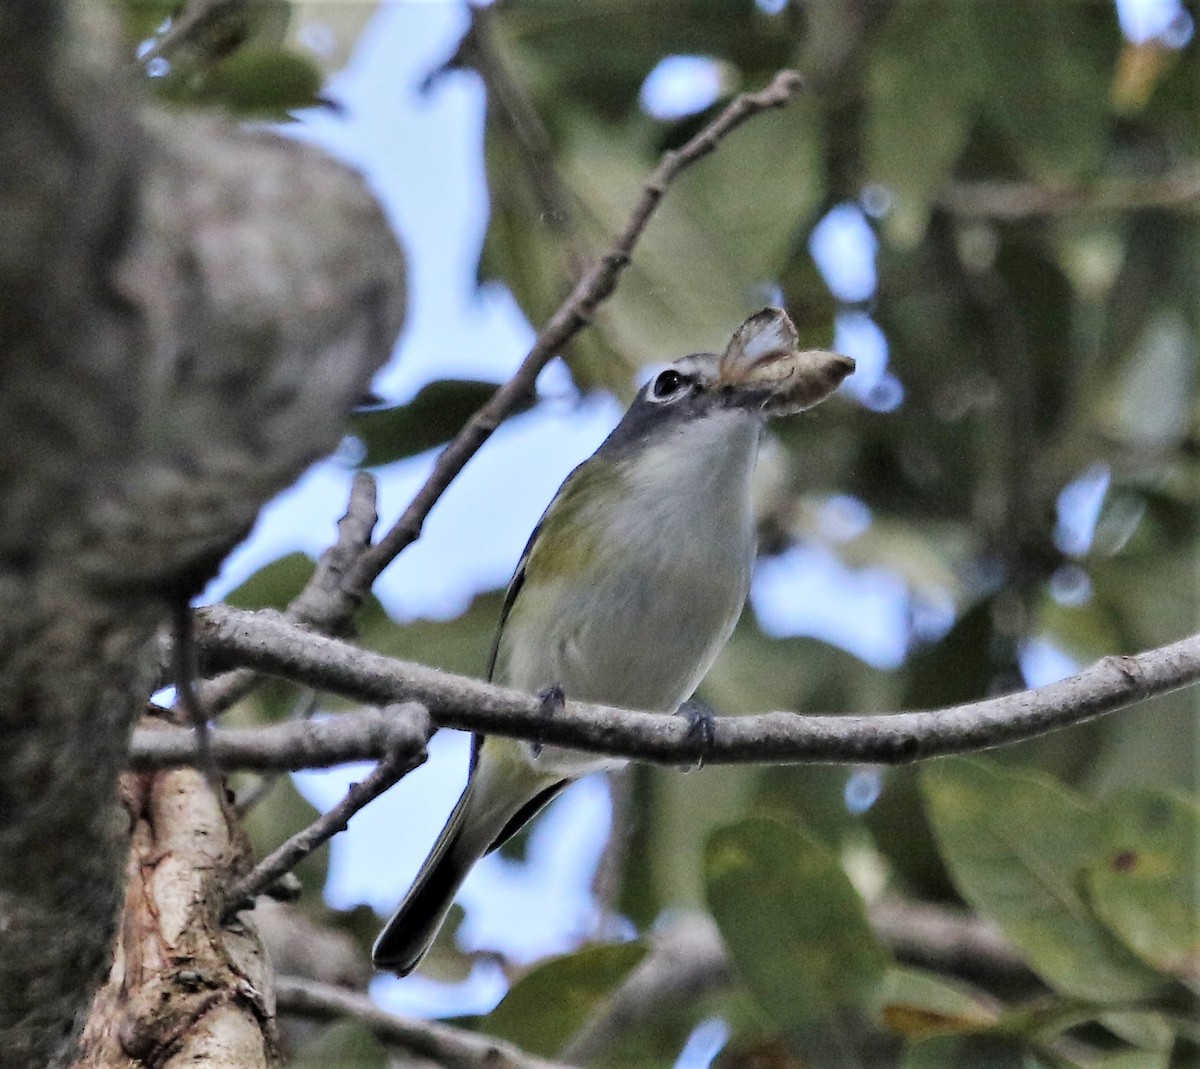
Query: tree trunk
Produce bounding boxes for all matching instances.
[0,3,405,1065]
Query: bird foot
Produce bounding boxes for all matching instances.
[530,683,565,759]
[677,698,716,771]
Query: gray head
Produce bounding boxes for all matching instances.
[598,308,855,459]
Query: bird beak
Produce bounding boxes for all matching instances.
[718,307,855,416]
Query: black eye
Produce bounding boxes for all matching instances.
[651,369,690,401]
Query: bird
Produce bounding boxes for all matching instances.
[372,308,854,975]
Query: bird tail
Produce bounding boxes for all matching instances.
[372,744,570,976]
[371,782,484,975]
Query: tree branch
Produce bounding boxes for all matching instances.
[275,976,577,1069]
[186,471,380,716]
[135,701,431,772]
[562,906,1032,1064]
[223,709,429,914]
[140,606,1200,769]
[343,69,804,595]
[939,164,1200,219]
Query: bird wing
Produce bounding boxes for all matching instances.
[475,458,589,772]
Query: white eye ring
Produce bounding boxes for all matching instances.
[650,368,691,403]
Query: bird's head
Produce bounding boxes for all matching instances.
[599,307,855,459]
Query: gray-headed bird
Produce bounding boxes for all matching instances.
[372,308,854,975]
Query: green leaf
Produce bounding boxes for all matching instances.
[120,0,180,43]
[970,3,1113,180]
[1093,1052,1170,1069]
[223,552,314,611]
[900,1034,1027,1069]
[1086,789,1200,988]
[866,0,978,245]
[481,942,646,1057]
[922,759,1168,1002]
[1100,1011,1175,1054]
[704,816,890,1049]
[197,45,324,117]
[288,1019,388,1069]
[351,381,520,468]
[878,966,999,1041]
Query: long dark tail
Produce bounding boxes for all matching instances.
[371,785,482,975]
[372,753,569,976]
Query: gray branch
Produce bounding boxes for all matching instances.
[940,164,1200,219]
[275,976,577,1069]
[133,701,431,771]
[224,706,429,914]
[132,606,1200,769]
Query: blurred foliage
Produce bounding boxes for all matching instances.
[169,0,1200,1065]
[480,942,646,1056]
[116,0,350,117]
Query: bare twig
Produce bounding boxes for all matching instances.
[134,700,431,772]
[187,471,379,716]
[344,69,805,594]
[154,606,1200,769]
[275,976,578,1069]
[222,704,429,914]
[939,164,1200,220]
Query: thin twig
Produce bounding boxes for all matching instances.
[155,606,1200,769]
[223,704,429,915]
[185,471,378,716]
[275,976,577,1069]
[345,69,805,593]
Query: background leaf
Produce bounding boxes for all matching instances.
[351,380,526,468]
[480,942,646,1057]
[1086,789,1200,990]
[705,816,890,1063]
[922,759,1167,1003]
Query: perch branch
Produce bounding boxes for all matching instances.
[135,606,1200,769]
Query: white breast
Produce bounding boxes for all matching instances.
[495,410,760,776]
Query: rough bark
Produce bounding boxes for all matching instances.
[76,764,274,1069]
[0,2,406,1065]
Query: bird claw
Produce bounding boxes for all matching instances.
[530,683,565,759]
[677,698,716,771]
